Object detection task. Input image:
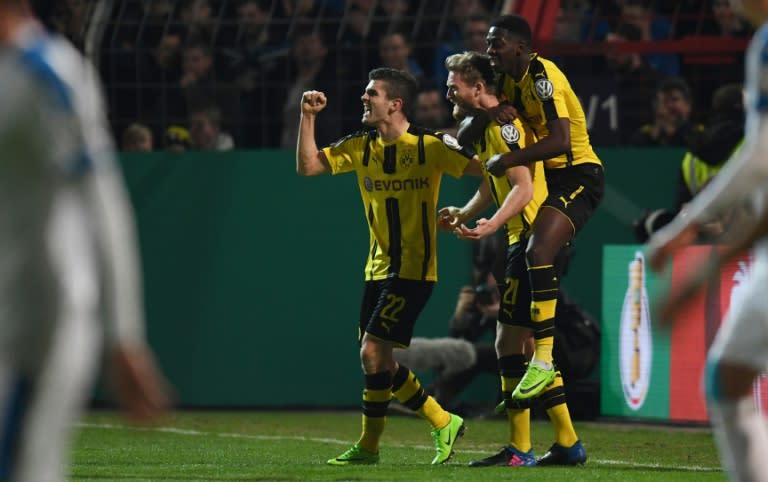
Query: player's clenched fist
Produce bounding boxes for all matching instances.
[302,90,327,115]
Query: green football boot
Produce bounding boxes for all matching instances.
[511,363,556,400]
[430,414,465,464]
[327,443,379,466]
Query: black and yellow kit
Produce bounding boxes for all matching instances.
[498,53,604,234]
[323,125,474,282]
[498,54,601,170]
[474,118,546,327]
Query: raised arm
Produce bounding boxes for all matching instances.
[296,90,332,176]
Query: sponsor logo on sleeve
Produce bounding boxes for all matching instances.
[534,78,554,101]
[500,123,520,144]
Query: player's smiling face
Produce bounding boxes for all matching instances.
[360,80,392,126]
[486,27,523,75]
[445,71,478,111]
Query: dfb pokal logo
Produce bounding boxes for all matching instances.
[619,251,653,411]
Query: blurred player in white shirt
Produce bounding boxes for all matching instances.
[0,2,169,481]
[648,1,768,480]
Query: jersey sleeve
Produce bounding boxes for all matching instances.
[533,68,568,123]
[430,132,473,179]
[322,133,365,174]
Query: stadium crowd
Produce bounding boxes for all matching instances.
[43,0,752,150]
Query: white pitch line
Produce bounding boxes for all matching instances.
[78,422,721,473]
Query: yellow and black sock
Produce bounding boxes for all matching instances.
[499,354,531,452]
[392,365,450,429]
[528,264,558,366]
[539,372,578,447]
[356,371,392,453]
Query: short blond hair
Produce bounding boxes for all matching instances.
[121,123,153,149]
[444,51,497,95]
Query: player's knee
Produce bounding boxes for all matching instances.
[525,242,555,268]
[360,338,393,373]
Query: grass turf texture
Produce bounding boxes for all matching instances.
[72,410,724,481]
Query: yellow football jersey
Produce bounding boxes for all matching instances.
[474,118,547,244]
[323,126,473,281]
[499,54,602,169]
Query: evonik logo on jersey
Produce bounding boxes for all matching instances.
[364,176,430,192]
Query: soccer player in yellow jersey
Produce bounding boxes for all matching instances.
[440,51,586,467]
[483,15,604,454]
[296,67,481,466]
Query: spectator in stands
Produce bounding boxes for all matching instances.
[632,83,744,243]
[377,30,426,86]
[678,0,749,123]
[617,0,680,76]
[413,83,456,135]
[221,0,285,84]
[133,0,176,48]
[630,77,702,147]
[219,0,287,147]
[179,41,240,140]
[268,0,326,43]
[711,0,751,37]
[121,123,154,152]
[675,83,744,211]
[336,1,375,82]
[180,41,216,90]
[50,0,91,50]
[178,0,214,44]
[131,30,184,135]
[278,26,343,148]
[189,105,235,151]
[603,22,662,144]
[164,125,192,153]
[369,0,416,40]
[553,0,593,42]
[431,15,491,89]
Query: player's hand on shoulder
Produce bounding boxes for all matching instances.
[301,90,328,115]
[489,102,518,125]
[457,110,490,146]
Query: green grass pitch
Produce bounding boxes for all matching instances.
[71,410,725,481]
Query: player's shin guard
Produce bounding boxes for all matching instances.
[357,372,392,453]
[392,365,450,429]
[528,264,557,366]
[705,359,768,482]
[539,373,578,448]
[499,355,531,452]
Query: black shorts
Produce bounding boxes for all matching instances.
[359,277,434,347]
[543,163,604,235]
[497,241,534,328]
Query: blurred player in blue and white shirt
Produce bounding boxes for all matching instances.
[648,1,768,481]
[0,2,169,481]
